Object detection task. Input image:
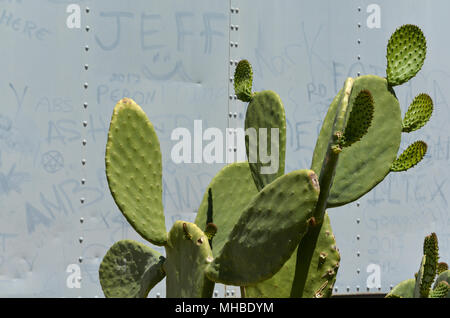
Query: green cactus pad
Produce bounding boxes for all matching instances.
[429,281,450,298]
[245,90,286,191]
[205,170,320,286]
[195,162,258,257]
[386,279,415,298]
[421,233,439,297]
[99,240,166,298]
[163,221,214,298]
[414,255,427,298]
[105,98,167,246]
[402,94,433,133]
[437,262,449,275]
[311,75,402,207]
[342,90,374,147]
[234,60,254,102]
[433,270,450,298]
[386,24,426,86]
[244,212,340,298]
[391,140,427,172]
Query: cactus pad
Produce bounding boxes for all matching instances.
[99,240,166,298]
[391,140,427,172]
[234,60,254,102]
[386,278,415,298]
[402,94,433,133]
[163,221,214,298]
[245,91,286,191]
[433,270,450,298]
[386,24,426,86]
[244,212,340,298]
[195,162,258,257]
[205,170,320,286]
[105,98,167,245]
[429,281,450,298]
[312,75,402,207]
[341,90,374,147]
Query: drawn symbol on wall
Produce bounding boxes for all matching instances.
[41,151,64,173]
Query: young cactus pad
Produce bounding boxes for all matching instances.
[235,60,286,191]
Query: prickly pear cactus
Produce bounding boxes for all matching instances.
[99,98,322,298]
[386,233,449,298]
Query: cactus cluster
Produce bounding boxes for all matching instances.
[98,24,434,298]
[386,233,450,298]
[99,98,320,297]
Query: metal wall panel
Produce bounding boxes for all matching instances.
[0,0,448,297]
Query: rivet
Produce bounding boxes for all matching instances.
[235,25,239,30]
[229,77,233,82]
[356,235,360,240]
[356,201,360,207]
[81,179,86,185]
[85,26,90,32]
[357,55,361,60]
[356,218,360,224]
[357,39,361,44]
[235,8,239,13]
[231,290,235,296]
[358,7,361,12]
[367,287,370,292]
[357,251,360,257]
[228,112,232,118]
[229,60,234,65]
[78,257,83,263]
[390,285,393,290]
[229,95,233,100]
[84,64,89,70]
[230,25,234,30]
[234,95,237,99]
[346,286,350,292]
[85,7,90,13]
[156,293,161,298]
[84,83,88,89]
[226,291,230,296]
[82,139,87,146]
[233,112,237,118]
[357,23,361,28]
[356,285,360,291]
[233,148,237,152]
[214,290,218,297]
[79,237,84,243]
[83,121,88,127]
[80,217,84,224]
[82,159,86,165]
[357,268,360,274]
[85,45,89,51]
[80,197,85,204]
[357,72,361,77]
[234,60,238,65]
[83,102,88,108]
[230,8,235,13]
[334,287,338,292]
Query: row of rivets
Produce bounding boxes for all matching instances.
[79,7,90,273]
